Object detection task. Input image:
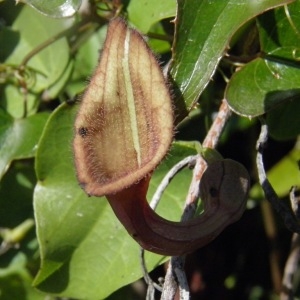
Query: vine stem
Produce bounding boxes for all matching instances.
[21,20,99,68]
[141,155,197,299]
[256,120,300,299]
[185,99,231,207]
[256,120,300,234]
[280,187,300,300]
[150,155,197,210]
[140,99,231,299]
[161,99,231,299]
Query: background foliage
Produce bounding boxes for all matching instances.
[0,0,300,299]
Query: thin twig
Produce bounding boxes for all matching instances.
[280,187,300,300]
[161,261,178,300]
[140,248,163,300]
[280,233,300,300]
[161,256,190,300]
[256,120,300,234]
[141,100,231,298]
[150,155,197,210]
[140,155,197,297]
[20,20,96,68]
[290,186,300,220]
[184,99,231,207]
[140,249,163,291]
[162,256,189,300]
[172,257,189,300]
[257,122,300,299]
[161,99,231,299]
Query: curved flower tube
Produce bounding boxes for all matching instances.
[107,159,249,256]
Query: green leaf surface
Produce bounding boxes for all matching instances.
[267,98,300,140]
[66,26,107,96]
[258,1,300,53]
[33,103,196,299]
[147,22,173,54]
[226,57,300,116]
[9,6,72,89]
[21,0,82,18]
[226,1,300,117]
[0,84,39,119]
[0,162,36,226]
[127,0,176,33]
[45,59,75,100]
[1,5,72,118]
[0,110,49,180]
[169,0,293,112]
[0,253,46,300]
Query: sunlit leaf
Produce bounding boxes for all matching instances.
[226,1,300,117]
[0,109,49,180]
[1,5,72,118]
[127,0,176,33]
[19,0,82,18]
[169,0,293,113]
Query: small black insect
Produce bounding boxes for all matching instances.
[78,127,88,137]
[209,187,219,198]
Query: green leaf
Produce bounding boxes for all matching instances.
[0,161,36,226]
[9,6,71,89]
[20,0,82,18]
[258,1,300,53]
[226,2,300,117]
[147,22,172,54]
[169,0,293,112]
[45,58,74,100]
[0,253,46,300]
[267,98,300,140]
[0,109,49,180]
[33,103,196,299]
[66,26,107,96]
[225,57,300,116]
[0,84,39,119]
[1,5,72,118]
[127,0,176,33]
